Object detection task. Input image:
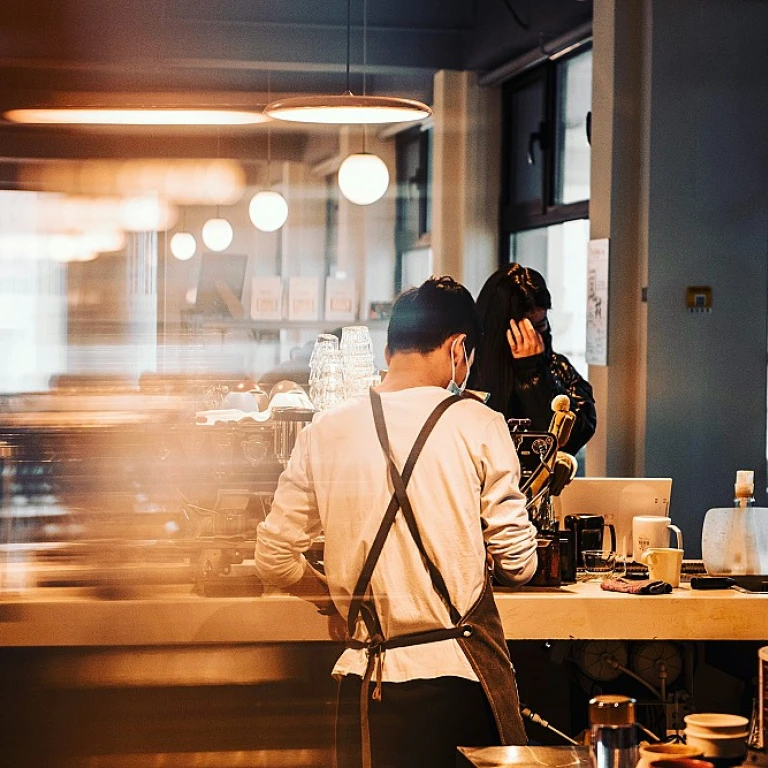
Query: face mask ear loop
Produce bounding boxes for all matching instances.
[449,338,458,385]
[461,342,471,390]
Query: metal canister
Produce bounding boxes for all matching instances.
[271,407,315,467]
[589,695,638,768]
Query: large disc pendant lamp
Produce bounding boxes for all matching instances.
[265,0,431,126]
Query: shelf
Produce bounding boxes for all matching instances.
[187,318,389,333]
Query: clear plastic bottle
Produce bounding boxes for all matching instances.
[729,470,755,575]
[589,695,638,768]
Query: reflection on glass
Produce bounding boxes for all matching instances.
[510,218,590,378]
[555,48,593,206]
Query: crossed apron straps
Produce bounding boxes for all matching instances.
[346,388,463,642]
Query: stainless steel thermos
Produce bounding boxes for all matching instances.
[589,695,638,768]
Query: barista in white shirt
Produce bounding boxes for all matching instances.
[255,276,538,768]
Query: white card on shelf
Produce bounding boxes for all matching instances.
[288,276,319,321]
[250,276,283,320]
[325,277,357,322]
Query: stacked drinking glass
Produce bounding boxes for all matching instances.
[340,326,379,398]
[309,333,344,411]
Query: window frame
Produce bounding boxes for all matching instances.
[394,125,432,293]
[499,44,592,264]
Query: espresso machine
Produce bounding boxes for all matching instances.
[509,395,579,586]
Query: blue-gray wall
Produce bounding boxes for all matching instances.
[644,0,768,555]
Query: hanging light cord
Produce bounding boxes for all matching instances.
[345,0,352,94]
[362,0,367,153]
[267,70,272,185]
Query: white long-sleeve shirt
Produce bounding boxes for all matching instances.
[255,386,538,682]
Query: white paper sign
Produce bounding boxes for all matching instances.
[288,276,319,321]
[250,276,283,320]
[586,238,609,366]
[324,277,357,322]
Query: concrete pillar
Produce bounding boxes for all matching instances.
[431,70,501,295]
[587,0,650,477]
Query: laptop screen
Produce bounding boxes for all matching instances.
[553,477,673,559]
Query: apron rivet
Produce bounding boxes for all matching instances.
[463,628,472,637]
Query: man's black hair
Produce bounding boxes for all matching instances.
[387,276,482,355]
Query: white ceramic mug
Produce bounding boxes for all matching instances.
[640,547,684,587]
[632,515,683,561]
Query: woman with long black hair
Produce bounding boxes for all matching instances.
[472,263,597,455]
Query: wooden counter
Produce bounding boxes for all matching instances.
[0,581,766,647]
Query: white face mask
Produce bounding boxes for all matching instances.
[447,337,472,396]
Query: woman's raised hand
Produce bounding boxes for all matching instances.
[506,318,545,359]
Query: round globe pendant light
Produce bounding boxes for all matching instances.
[249,190,288,232]
[201,217,233,251]
[170,231,197,260]
[338,152,389,206]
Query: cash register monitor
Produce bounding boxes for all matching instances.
[553,477,673,559]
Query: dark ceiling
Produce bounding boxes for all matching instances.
[0,0,592,170]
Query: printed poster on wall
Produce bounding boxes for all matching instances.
[586,238,609,366]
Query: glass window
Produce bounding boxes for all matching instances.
[504,74,547,211]
[555,49,593,205]
[400,247,433,290]
[510,219,590,378]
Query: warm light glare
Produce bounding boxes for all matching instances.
[121,197,177,232]
[265,95,432,125]
[249,190,289,232]
[202,218,233,251]
[82,230,126,253]
[170,232,197,261]
[4,108,269,126]
[338,153,390,205]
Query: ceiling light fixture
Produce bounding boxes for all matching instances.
[170,231,197,260]
[264,0,431,125]
[3,108,269,126]
[250,190,288,232]
[336,1,390,206]
[249,72,289,232]
[202,216,233,252]
[171,211,197,261]
[338,151,389,205]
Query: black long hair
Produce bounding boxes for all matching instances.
[472,264,551,416]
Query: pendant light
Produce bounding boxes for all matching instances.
[338,149,389,205]
[4,107,269,126]
[249,72,289,233]
[265,0,431,125]
[337,1,390,206]
[170,211,197,260]
[202,212,233,252]
[202,128,234,251]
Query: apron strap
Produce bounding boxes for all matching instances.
[346,388,462,637]
[370,388,463,625]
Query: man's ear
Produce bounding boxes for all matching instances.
[384,345,392,365]
[450,333,467,363]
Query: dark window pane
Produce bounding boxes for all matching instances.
[505,75,547,210]
[554,48,592,205]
